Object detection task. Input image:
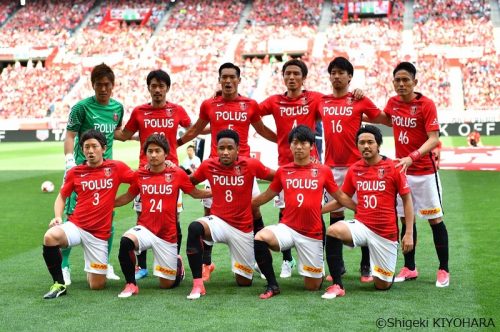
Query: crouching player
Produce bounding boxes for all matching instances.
[252,125,356,299]
[42,129,135,299]
[114,134,211,297]
[186,129,275,300]
[321,125,414,299]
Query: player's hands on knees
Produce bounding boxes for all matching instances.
[401,233,414,254]
[395,156,412,173]
[49,217,63,228]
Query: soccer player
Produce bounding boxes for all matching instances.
[63,63,124,284]
[252,125,356,299]
[114,69,192,280]
[321,125,414,299]
[320,56,387,282]
[185,129,274,300]
[181,145,201,174]
[178,62,276,279]
[383,62,449,287]
[42,129,134,299]
[114,134,211,297]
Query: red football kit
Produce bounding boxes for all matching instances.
[384,93,440,175]
[127,167,195,243]
[259,90,322,165]
[269,162,338,240]
[61,160,135,240]
[199,95,261,158]
[124,102,192,167]
[320,93,381,167]
[342,157,410,241]
[192,156,271,233]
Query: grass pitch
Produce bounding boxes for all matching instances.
[0,141,499,331]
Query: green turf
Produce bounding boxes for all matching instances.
[0,142,499,331]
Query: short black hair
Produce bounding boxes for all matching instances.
[282,59,308,77]
[218,62,241,78]
[327,56,354,76]
[356,125,383,146]
[146,69,171,88]
[393,62,417,78]
[91,63,115,85]
[187,145,195,150]
[216,129,239,146]
[143,134,170,155]
[288,125,315,145]
[80,129,107,149]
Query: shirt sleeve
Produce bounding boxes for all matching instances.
[178,106,192,128]
[249,100,262,123]
[341,167,356,196]
[396,167,411,196]
[191,161,207,183]
[124,108,139,133]
[117,162,135,183]
[252,159,271,180]
[258,97,273,116]
[117,103,124,128]
[423,99,440,132]
[199,101,210,122]
[360,97,381,119]
[66,102,85,132]
[269,168,283,193]
[323,166,339,194]
[127,180,140,196]
[60,169,75,198]
[383,98,394,117]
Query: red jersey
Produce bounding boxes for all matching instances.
[269,162,338,240]
[192,156,271,233]
[384,93,440,175]
[124,103,192,167]
[320,93,381,167]
[342,157,410,241]
[61,160,134,240]
[259,91,322,166]
[199,95,261,158]
[127,167,195,243]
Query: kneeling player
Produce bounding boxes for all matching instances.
[42,129,134,299]
[114,134,211,297]
[252,125,356,299]
[186,129,274,300]
[321,125,414,299]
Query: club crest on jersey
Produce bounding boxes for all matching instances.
[165,173,173,183]
[301,97,307,105]
[165,108,173,117]
[113,113,118,122]
[378,168,385,179]
[104,168,112,177]
[234,165,241,175]
[240,102,247,110]
[346,96,353,105]
[410,105,418,115]
[311,169,318,177]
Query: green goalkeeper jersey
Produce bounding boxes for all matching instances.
[66,96,124,164]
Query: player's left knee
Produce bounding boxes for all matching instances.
[374,278,392,291]
[88,277,106,290]
[235,274,252,287]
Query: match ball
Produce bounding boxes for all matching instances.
[41,181,55,193]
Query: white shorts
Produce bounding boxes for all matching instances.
[60,221,108,275]
[197,215,254,279]
[396,173,443,219]
[134,192,183,213]
[202,178,260,209]
[341,219,398,282]
[324,167,357,212]
[124,225,178,280]
[267,223,323,278]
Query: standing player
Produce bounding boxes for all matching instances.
[114,134,211,297]
[321,125,414,298]
[185,129,275,300]
[181,145,201,174]
[382,62,449,287]
[114,69,192,280]
[178,62,277,279]
[320,57,386,282]
[63,63,124,284]
[42,130,134,299]
[252,125,356,299]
